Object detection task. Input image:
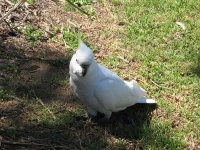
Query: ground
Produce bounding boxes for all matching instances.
[0,0,200,150]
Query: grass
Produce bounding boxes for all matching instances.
[24,25,44,41]
[0,0,199,149]
[65,0,95,17]
[106,0,199,149]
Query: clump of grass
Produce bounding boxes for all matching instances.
[140,122,186,149]
[41,113,75,127]
[65,0,93,10]
[65,0,95,17]
[27,0,36,4]
[13,0,36,4]
[24,25,44,41]
[52,25,87,52]
[82,127,108,150]
[0,89,11,100]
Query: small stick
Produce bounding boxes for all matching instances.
[0,0,25,22]
[65,0,90,16]
[4,0,14,5]
[37,98,56,120]
[1,141,70,149]
[25,85,56,120]
[3,19,15,33]
[150,79,171,89]
[117,56,129,63]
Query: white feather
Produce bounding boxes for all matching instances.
[69,42,156,119]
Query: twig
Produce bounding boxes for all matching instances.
[3,19,15,32]
[25,85,56,120]
[4,0,14,6]
[65,0,90,16]
[75,133,83,150]
[117,56,129,63]
[37,98,56,120]
[150,79,171,89]
[0,0,25,22]
[1,141,70,149]
[67,19,80,28]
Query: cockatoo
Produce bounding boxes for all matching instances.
[69,40,156,122]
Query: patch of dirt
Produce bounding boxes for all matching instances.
[0,100,22,117]
[10,59,71,100]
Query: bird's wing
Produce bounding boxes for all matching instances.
[94,78,140,112]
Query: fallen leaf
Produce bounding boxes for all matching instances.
[117,56,129,63]
[176,21,186,30]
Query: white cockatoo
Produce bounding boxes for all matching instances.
[69,40,156,122]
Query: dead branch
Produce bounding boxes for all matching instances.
[1,141,71,149]
[3,19,15,32]
[0,0,26,22]
[65,0,90,16]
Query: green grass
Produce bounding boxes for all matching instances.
[13,0,36,4]
[65,0,95,17]
[24,25,45,43]
[0,0,199,149]
[105,0,200,149]
[52,25,87,51]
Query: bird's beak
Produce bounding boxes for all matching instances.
[81,65,88,77]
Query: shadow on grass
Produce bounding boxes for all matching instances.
[104,104,185,149]
[0,39,185,149]
[0,37,79,149]
[107,104,157,139]
[192,60,200,78]
[0,103,186,150]
[0,39,73,102]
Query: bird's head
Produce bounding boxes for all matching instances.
[75,41,94,77]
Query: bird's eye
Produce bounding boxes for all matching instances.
[76,59,78,63]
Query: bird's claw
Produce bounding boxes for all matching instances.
[74,113,109,124]
[74,113,96,121]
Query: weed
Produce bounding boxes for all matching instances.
[27,0,36,4]
[0,89,10,100]
[52,25,87,51]
[65,0,95,17]
[24,25,44,41]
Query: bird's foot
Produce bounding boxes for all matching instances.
[74,113,96,121]
[74,113,110,124]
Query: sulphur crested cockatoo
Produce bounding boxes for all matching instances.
[69,40,156,121]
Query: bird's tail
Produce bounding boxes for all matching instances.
[137,97,156,104]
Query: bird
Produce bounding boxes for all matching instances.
[69,39,156,122]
